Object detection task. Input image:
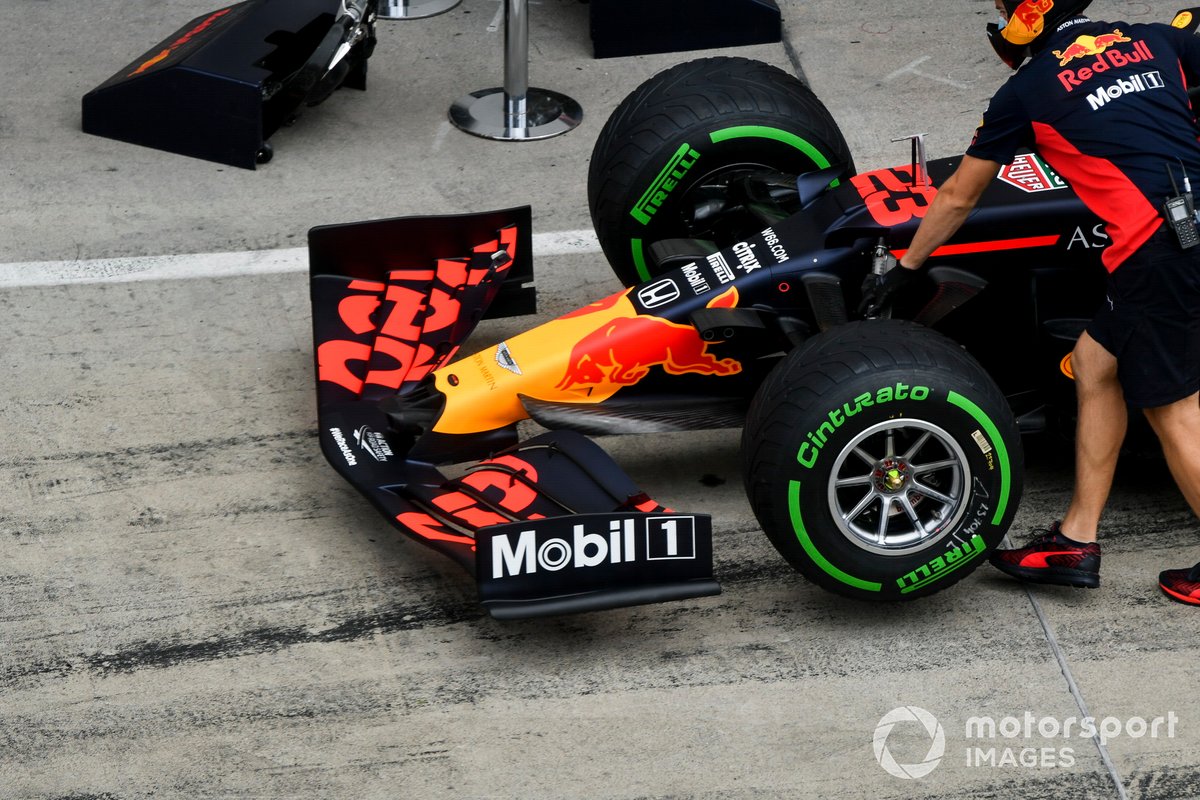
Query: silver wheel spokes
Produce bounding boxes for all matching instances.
[828,419,971,554]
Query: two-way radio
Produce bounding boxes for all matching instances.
[1164,161,1200,250]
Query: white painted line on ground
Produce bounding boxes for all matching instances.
[0,229,602,289]
[486,0,541,32]
[431,120,453,153]
[885,56,971,90]
[485,0,505,32]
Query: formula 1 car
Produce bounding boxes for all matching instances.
[312,13,1199,618]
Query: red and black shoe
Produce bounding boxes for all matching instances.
[989,522,1100,588]
[1158,563,1200,605]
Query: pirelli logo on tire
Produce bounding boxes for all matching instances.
[630,144,701,225]
[896,534,988,594]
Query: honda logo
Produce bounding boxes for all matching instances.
[637,278,681,309]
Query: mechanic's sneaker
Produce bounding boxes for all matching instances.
[989,522,1100,588]
[1158,563,1200,606]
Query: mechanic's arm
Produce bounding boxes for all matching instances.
[859,153,1004,316]
[897,154,1002,269]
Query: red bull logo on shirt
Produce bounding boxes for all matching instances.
[1057,33,1155,93]
[1054,29,1132,66]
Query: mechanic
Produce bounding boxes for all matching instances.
[859,0,1200,603]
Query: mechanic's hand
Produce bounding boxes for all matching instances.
[859,259,920,318]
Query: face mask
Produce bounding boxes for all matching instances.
[996,13,1008,31]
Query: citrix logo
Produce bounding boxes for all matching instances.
[873,706,946,779]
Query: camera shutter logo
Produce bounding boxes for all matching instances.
[873,706,945,779]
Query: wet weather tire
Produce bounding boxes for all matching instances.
[588,56,854,287]
[742,320,1024,601]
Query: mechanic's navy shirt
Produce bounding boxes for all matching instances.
[967,17,1200,271]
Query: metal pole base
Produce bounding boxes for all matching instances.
[449,88,583,141]
[378,0,460,20]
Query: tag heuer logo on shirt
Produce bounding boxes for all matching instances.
[998,154,1068,193]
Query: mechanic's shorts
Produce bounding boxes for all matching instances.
[1087,226,1200,409]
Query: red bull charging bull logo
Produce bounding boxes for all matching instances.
[430,286,743,436]
[556,290,741,391]
[1001,0,1055,46]
[1057,30,1155,93]
[1054,29,1132,67]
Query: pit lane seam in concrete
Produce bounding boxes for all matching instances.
[1025,585,1129,799]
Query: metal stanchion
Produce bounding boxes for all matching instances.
[377,0,460,20]
[449,0,582,141]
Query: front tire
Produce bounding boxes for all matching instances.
[742,321,1024,601]
[588,57,854,286]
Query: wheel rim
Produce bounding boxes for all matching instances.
[675,163,791,242]
[827,418,971,555]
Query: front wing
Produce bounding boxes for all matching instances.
[309,208,720,618]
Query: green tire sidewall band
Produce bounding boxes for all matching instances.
[625,125,839,284]
[788,479,882,592]
[947,391,1011,526]
[785,390,1013,593]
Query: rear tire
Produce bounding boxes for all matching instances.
[742,320,1024,601]
[588,57,854,286]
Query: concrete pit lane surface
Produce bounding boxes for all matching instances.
[2,1,1197,797]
